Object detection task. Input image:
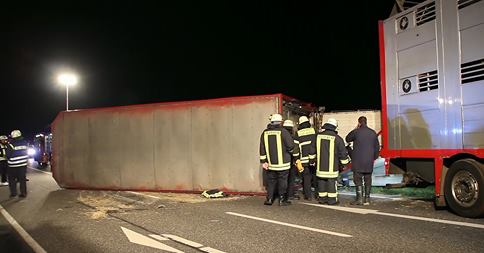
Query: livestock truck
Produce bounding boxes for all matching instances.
[380,0,484,217]
[51,94,316,194]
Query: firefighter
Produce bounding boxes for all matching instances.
[283,119,300,200]
[295,116,317,200]
[260,114,297,206]
[315,118,349,205]
[345,116,380,205]
[0,135,8,186]
[6,130,29,198]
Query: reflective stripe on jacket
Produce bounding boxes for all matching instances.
[6,138,29,167]
[260,124,296,171]
[295,127,316,164]
[0,144,7,161]
[316,130,349,178]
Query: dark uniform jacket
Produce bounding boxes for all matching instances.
[260,124,296,171]
[0,143,7,162]
[315,125,349,178]
[345,125,380,173]
[295,125,316,165]
[6,137,29,168]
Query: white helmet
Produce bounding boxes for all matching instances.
[283,120,294,128]
[325,118,338,128]
[0,135,7,141]
[269,113,283,122]
[11,130,22,138]
[298,116,309,124]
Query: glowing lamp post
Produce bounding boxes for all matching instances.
[57,73,78,111]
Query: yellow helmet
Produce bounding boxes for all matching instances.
[269,113,283,122]
[11,130,22,138]
[283,120,294,128]
[298,116,309,124]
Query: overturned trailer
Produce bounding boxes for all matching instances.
[51,94,316,194]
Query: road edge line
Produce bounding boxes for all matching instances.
[0,204,47,253]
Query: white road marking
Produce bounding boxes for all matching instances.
[149,234,169,241]
[199,247,227,253]
[0,204,47,253]
[302,203,379,214]
[162,234,204,248]
[300,203,484,229]
[226,211,352,238]
[143,232,227,252]
[28,166,52,175]
[338,192,403,200]
[121,227,183,253]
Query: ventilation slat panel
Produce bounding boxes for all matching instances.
[416,2,436,26]
[461,58,484,84]
[458,0,482,9]
[417,69,439,91]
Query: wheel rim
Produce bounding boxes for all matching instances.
[451,170,479,208]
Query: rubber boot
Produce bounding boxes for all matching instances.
[363,184,371,206]
[279,195,291,206]
[350,186,363,205]
[264,198,273,205]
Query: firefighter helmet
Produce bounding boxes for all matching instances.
[325,118,338,128]
[0,135,7,141]
[269,113,283,122]
[283,120,294,128]
[11,130,22,138]
[298,116,309,124]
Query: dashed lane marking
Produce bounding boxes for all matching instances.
[300,203,484,229]
[225,211,352,237]
[0,204,47,253]
[338,192,403,200]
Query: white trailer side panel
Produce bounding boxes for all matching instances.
[52,95,280,193]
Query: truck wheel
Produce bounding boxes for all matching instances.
[444,159,484,218]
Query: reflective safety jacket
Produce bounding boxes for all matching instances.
[315,129,349,178]
[295,127,316,165]
[0,143,7,161]
[260,124,296,171]
[6,137,29,168]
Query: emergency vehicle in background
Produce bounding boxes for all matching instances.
[32,133,52,167]
[380,0,484,217]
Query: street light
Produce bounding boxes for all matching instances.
[57,73,78,111]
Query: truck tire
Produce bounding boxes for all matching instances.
[444,159,484,218]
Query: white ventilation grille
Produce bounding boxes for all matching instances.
[458,0,482,9]
[415,2,436,26]
[418,70,438,91]
[461,58,484,84]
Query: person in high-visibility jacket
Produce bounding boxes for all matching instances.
[295,116,317,200]
[0,135,9,186]
[315,118,349,205]
[260,114,297,206]
[6,130,29,198]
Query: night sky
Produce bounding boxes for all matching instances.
[1,1,395,139]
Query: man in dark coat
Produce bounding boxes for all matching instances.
[345,116,380,205]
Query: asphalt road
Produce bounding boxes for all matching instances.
[0,162,483,253]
